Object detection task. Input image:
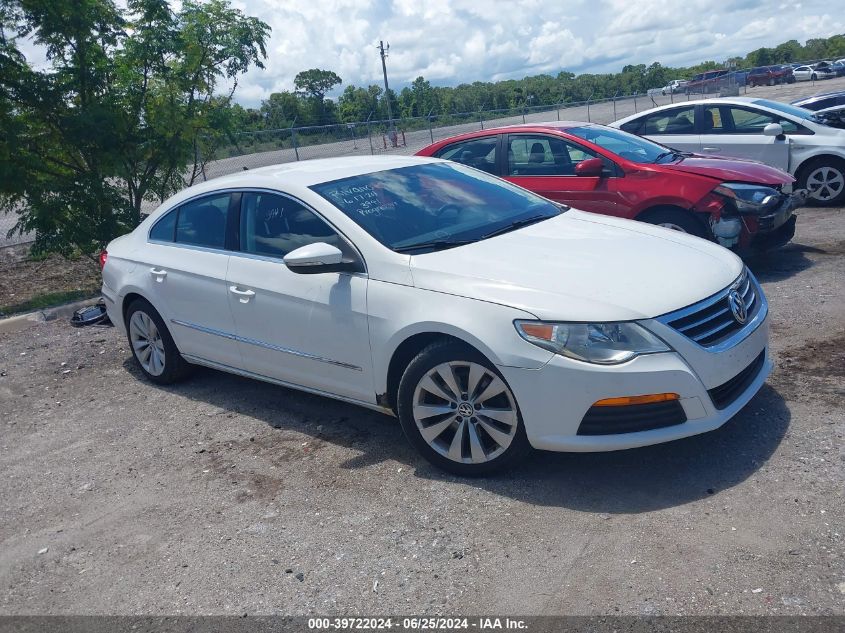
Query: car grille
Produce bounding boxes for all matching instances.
[661,269,760,348]
[577,400,687,436]
[707,351,766,410]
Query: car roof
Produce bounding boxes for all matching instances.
[151,155,445,211]
[611,96,781,124]
[792,91,845,104]
[422,122,597,147]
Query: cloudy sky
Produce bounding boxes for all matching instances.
[226,0,844,105]
[16,0,845,105]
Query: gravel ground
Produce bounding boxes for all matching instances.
[0,205,843,616]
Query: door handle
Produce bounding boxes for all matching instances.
[150,268,167,282]
[702,146,721,152]
[229,285,256,303]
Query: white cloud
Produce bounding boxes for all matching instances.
[11,0,845,106]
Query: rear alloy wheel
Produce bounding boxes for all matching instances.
[800,159,845,206]
[397,341,530,475]
[639,208,707,239]
[125,298,192,384]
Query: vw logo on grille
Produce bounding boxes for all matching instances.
[458,403,474,417]
[728,289,747,324]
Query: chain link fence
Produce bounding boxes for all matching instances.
[3,64,829,248]
[204,90,705,176]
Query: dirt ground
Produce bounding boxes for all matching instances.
[0,245,101,315]
[0,205,843,616]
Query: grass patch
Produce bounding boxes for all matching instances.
[0,289,99,317]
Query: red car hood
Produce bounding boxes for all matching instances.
[667,155,794,185]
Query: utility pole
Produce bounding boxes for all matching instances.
[378,40,396,147]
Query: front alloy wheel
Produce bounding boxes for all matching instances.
[412,361,518,464]
[397,341,530,475]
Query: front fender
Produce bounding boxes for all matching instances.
[367,282,554,395]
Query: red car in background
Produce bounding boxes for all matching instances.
[415,123,803,252]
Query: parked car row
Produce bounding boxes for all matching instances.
[746,65,795,87]
[791,60,845,81]
[100,93,840,475]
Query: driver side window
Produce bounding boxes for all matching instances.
[239,192,343,259]
[507,135,598,176]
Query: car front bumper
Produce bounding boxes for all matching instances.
[499,307,770,452]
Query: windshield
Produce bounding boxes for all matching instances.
[753,99,818,121]
[310,162,562,253]
[568,125,671,163]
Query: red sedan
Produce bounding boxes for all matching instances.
[415,123,803,252]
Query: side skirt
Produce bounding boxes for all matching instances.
[181,353,396,417]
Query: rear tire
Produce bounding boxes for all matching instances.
[798,158,845,206]
[125,298,193,385]
[396,340,531,476]
[638,207,708,239]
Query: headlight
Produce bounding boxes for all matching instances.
[514,321,671,365]
[714,182,780,213]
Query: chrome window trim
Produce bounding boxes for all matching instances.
[181,353,392,416]
[147,188,242,244]
[147,187,367,274]
[171,319,363,371]
[146,240,232,256]
[656,269,768,353]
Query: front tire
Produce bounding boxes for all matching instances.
[125,298,192,385]
[638,207,708,239]
[396,341,530,476]
[799,158,845,206]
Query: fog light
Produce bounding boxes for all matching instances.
[593,393,680,407]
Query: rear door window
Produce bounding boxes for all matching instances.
[435,137,498,175]
[624,106,696,135]
[175,193,232,249]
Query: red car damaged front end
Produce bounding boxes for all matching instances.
[678,156,804,252]
[415,123,803,253]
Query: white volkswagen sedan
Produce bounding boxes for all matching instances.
[612,97,845,205]
[102,156,771,475]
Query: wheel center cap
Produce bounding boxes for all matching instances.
[458,402,474,417]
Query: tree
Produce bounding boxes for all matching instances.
[260,91,301,129]
[294,68,341,124]
[0,0,269,255]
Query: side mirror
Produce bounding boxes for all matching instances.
[763,122,784,138]
[284,242,347,274]
[575,157,605,177]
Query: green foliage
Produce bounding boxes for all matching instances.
[238,32,845,135]
[0,0,269,255]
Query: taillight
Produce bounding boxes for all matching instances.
[98,250,108,270]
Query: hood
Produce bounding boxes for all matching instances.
[666,154,794,185]
[409,211,743,321]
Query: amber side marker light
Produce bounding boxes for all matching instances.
[593,393,680,407]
